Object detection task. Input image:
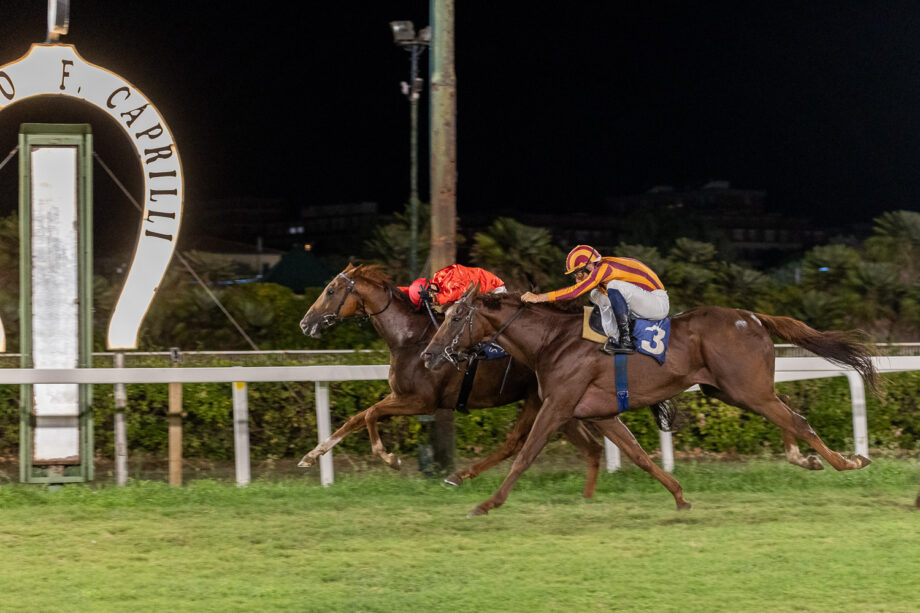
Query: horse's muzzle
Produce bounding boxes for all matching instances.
[421,348,460,371]
[300,315,327,338]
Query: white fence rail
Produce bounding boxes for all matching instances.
[2,357,919,485]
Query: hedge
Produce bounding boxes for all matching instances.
[1,361,918,462]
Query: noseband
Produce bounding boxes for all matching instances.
[322,272,392,326]
[440,302,478,369]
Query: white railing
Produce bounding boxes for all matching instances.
[2,356,919,484]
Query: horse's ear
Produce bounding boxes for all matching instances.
[461,282,480,301]
[344,262,357,273]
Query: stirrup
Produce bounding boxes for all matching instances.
[601,338,635,355]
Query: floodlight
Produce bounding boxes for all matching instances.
[390,21,416,44]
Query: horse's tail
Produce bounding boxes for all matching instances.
[754,312,880,394]
[650,399,684,432]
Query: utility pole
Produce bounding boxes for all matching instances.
[429,0,457,474]
[390,21,430,280]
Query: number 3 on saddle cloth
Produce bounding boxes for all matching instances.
[583,305,672,412]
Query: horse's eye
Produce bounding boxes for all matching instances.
[451,316,461,322]
[326,288,335,295]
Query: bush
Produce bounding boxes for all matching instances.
[1,364,918,462]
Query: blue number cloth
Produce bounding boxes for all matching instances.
[632,318,671,364]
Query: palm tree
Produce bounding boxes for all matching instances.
[800,243,860,292]
[469,217,565,291]
[663,238,719,309]
[363,202,432,283]
[863,210,920,285]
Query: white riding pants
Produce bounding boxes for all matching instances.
[589,282,669,338]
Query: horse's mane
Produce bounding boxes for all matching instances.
[347,264,414,306]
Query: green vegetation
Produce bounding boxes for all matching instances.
[1,368,919,461]
[0,460,917,612]
[1,209,918,463]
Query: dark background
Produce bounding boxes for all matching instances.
[1,1,919,252]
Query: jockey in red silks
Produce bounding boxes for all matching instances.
[400,264,506,310]
[521,245,669,355]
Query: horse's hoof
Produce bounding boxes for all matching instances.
[385,454,402,470]
[297,457,315,468]
[677,501,692,511]
[444,473,463,487]
[854,455,871,468]
[805,456,824,470]
[466,506,488,518]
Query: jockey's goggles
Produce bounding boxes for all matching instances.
[568,266,589,278]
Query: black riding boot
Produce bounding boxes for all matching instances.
[601,312,636,355]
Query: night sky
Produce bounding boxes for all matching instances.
[2,1,920,251]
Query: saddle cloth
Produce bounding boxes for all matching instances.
[582,306,671,364]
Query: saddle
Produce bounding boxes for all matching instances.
[583,305,626,343]
[582,305,671,364]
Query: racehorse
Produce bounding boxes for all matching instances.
[422,287,879,516]
[298,264,689,507]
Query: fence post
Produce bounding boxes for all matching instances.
[113,352,128,486]
[845,371,869,458]
[232,380,251,486]
[659,430,674,473]
[604,437,621,472]
[168,347,182,486]
[315,381,333,486]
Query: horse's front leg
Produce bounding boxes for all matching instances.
[365,394,430,469]
[595,416,691,510]
[298,407,374,468]
[468,398,572,517]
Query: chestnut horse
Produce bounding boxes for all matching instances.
[298,264,689,507]
[422,288,879,516]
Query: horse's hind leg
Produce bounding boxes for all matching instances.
[558,420,602,498]
[779,429,824,470]
[709,384,869,471]
[700,385,823,470]
[365,394,430,469]
[595,417,691,510]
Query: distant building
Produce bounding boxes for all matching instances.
[176,235,283,276]
[298,202,380,253]
[182,198,381,257]
[183,197,295,251]
[605,181,826,265]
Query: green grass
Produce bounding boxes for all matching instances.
[0,459,918,612]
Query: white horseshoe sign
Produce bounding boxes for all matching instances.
[0,43,183,349]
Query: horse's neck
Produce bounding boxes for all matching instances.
[481,305,549,368]
[361,283,432,348]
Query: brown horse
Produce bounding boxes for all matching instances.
[421,288,879,516]
[298,264,689,507]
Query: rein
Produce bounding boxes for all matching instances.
[323,272,393,326]
[440,300,525,372]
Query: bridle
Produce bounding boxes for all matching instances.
[438,298,525,369]
[322,272,392,326]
